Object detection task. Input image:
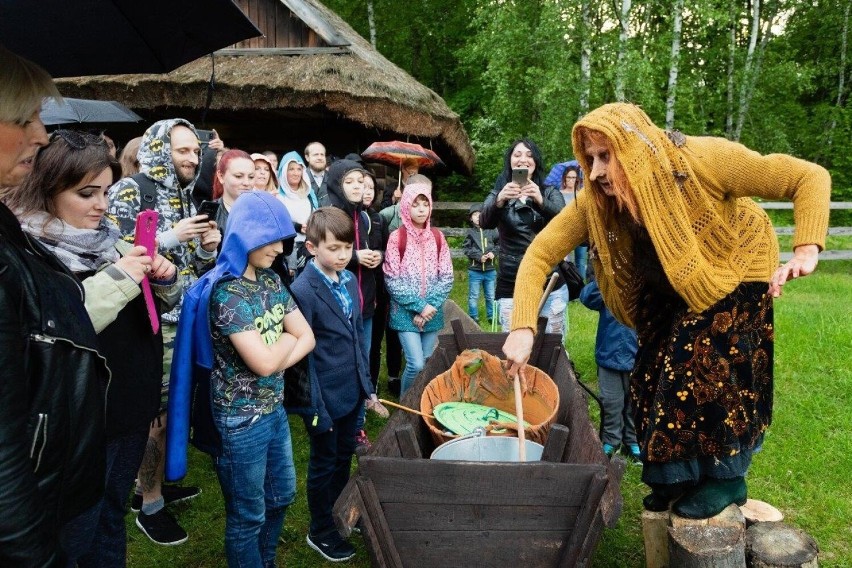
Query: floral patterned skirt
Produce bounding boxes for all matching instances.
[630,282,774,484]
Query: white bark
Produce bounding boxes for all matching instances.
[367,0,377,48]
[615,0,632,101]
[725,0,736,138]
[579,0,591,116]
[734,0,761,141]
[665,0,685,129]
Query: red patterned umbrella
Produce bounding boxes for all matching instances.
[361,141,445,170]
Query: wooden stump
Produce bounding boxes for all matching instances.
[642,510,670,568]
[668,525,746,567]
[740,499,784,527]
[670,503,746,530]
[746,522,819,568]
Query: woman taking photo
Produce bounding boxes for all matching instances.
[503,102,830,519]
[0,47,108,566]
[480,139,564,333]
[6,129,182,565]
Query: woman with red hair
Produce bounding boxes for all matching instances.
[503,103,830,519]
[210,149,255,235]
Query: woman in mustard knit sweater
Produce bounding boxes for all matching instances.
[503,103,831,519]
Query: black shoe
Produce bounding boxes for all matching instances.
[643,482,691,512]
[387,377,401,397]
[136,508,188,546]
[130,484,201,512]
[306,532,356,562]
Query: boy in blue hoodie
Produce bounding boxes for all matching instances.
[291,207,385,562]
[165,191,315,567]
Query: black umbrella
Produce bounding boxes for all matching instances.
[0,0,261,78]
[40,97,143,125]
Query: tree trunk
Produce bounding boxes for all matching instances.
[614,0,632,101]
[367,0,377,48]
[746,522,819,568]
[734,0,761,141]
[668,525,746,567]
[827,0,850,153]
[579,0,591,116]
[725,0,737,138]
[665,0,685,129]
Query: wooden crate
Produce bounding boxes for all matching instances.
[335,319,625,567]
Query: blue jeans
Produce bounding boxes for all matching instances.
[356,316,374,431]
[307,405,359,538]
[214,406,296,568]
[498,285,569,340]
[398,330,439,395]
[573,245,589,282]
[467,269,496,320]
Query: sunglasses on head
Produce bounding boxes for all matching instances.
[49,129,107,150]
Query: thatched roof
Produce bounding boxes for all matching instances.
[55,0,474,174]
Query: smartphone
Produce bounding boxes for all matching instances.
[133,210,160,334]
[511,167,529,186]
[196,129,215,150]
[196,200,220,220]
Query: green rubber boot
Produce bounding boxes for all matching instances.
[672,476,747,519]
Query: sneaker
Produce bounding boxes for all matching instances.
[131,484,201,512]
[306,532,356,562]
[627,444,642,462]
[136,508,188,546]
[602,443,616,457]
[355,429,371,451]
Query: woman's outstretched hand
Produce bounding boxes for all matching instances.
[769,244,819,297]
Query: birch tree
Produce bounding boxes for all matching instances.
[366,0,376,48]
[665,0,685,129]
[579,0,592,116]
[827,0,851,151]
[614,0,632,101]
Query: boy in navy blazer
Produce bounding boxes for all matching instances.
[291,207,385,562]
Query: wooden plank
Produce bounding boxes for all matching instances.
[333,478,361,535]
[283,0,350,46]
[541,423,570,462]
[559,471,608,567]
[450,318,470,351]
[356,477,404,568]
[775,226,852,235]
[781,249,852,260]
[381,502,579,532]
[359,457,605,507]
[394,424,421,459]
[391,530,564,566]
[216,47,349,56]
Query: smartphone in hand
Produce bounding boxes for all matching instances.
[511,167,529,186]
[196,200,220,221]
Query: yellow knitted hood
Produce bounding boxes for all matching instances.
[570,103,780,325]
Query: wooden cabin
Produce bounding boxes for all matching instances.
[55,0,474,176]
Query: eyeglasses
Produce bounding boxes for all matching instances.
[49,129,106,150]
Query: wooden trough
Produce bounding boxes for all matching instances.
[335,318,626,567]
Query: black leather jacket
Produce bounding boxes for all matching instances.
[480,175,564,299]
[0,204,107,567]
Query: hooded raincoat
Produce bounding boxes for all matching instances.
[383,183,454,333]
[108,118,215,321]
[163,192,321,480]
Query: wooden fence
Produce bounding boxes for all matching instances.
[432,201,852,261]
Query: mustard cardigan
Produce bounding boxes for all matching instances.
[511,103,831,330]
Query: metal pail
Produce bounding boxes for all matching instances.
[430,430,543,462]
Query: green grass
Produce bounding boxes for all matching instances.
[127,260,852,567]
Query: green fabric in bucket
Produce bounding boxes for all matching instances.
[433,402,531,436]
